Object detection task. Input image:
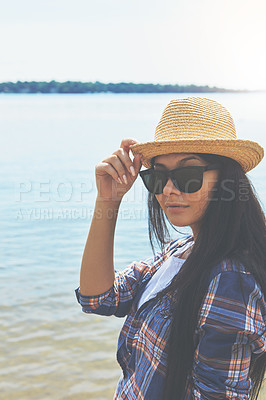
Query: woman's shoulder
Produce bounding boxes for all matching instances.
[208,258,265,303]
[210,258,248,278]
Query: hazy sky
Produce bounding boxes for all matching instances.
[1,0,265,90]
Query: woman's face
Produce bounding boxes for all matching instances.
[154,153,219,239]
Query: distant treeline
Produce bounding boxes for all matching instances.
[0,80,246,94]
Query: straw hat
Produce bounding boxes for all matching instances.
[130,97,264,172]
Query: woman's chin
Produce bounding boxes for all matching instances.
[166,214,190,227]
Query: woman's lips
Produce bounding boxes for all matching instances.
[166,204,189,212]
[165,203,189,207]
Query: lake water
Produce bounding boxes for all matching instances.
[1,93,265,399]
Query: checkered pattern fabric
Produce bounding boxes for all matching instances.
[75,235,266,399]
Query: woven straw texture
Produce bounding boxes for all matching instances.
[130,97,264,173]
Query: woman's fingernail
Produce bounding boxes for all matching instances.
[130,166,135,176]
[123,174,128,184]
[117,177,122,184]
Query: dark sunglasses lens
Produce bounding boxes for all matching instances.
[172,167,203,193]
[141,170,166,194]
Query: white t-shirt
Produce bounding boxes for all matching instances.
[137,240,193,310]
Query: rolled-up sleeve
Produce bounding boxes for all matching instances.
[191,270,266,399]
[75,261,151,317]
[75,244,171,318]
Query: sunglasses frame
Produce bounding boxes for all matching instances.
[139,163,221,194]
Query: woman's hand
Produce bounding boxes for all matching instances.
[95,138,142,201]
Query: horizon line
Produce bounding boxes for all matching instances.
[0,80,265,93]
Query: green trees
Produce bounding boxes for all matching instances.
[0,81,241,94]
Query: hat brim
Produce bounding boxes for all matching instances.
[130,139,264,173]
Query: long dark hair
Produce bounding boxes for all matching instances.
[147,153,266,400]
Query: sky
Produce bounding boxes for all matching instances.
[0,0,266,90]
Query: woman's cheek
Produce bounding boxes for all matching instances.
[155,195,165,210]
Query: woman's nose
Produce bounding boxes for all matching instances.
[162,178,182,195]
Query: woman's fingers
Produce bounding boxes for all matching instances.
[119,138,140,175]
[104,138,140,181]
[132,153,142,174]
[96,161,123,184]
[113,147,136,178]
[101,154,127,183]
[120,138,139,153]
[97,138,141,187]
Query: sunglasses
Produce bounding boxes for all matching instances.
[139,164,220,194]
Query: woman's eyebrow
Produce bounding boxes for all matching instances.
[154,156,201,168]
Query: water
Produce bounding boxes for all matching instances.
[0,93,265,399]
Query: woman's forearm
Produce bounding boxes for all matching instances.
[80,196,122,296]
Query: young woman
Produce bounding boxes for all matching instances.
[75,97,266,399]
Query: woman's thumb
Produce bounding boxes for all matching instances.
[133,153,142,173]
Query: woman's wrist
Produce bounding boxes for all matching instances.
[94,195,122,221]
[95,195,122,207]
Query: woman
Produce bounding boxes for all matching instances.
[75,97,266,399]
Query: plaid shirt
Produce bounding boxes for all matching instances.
[75,235,266,399]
